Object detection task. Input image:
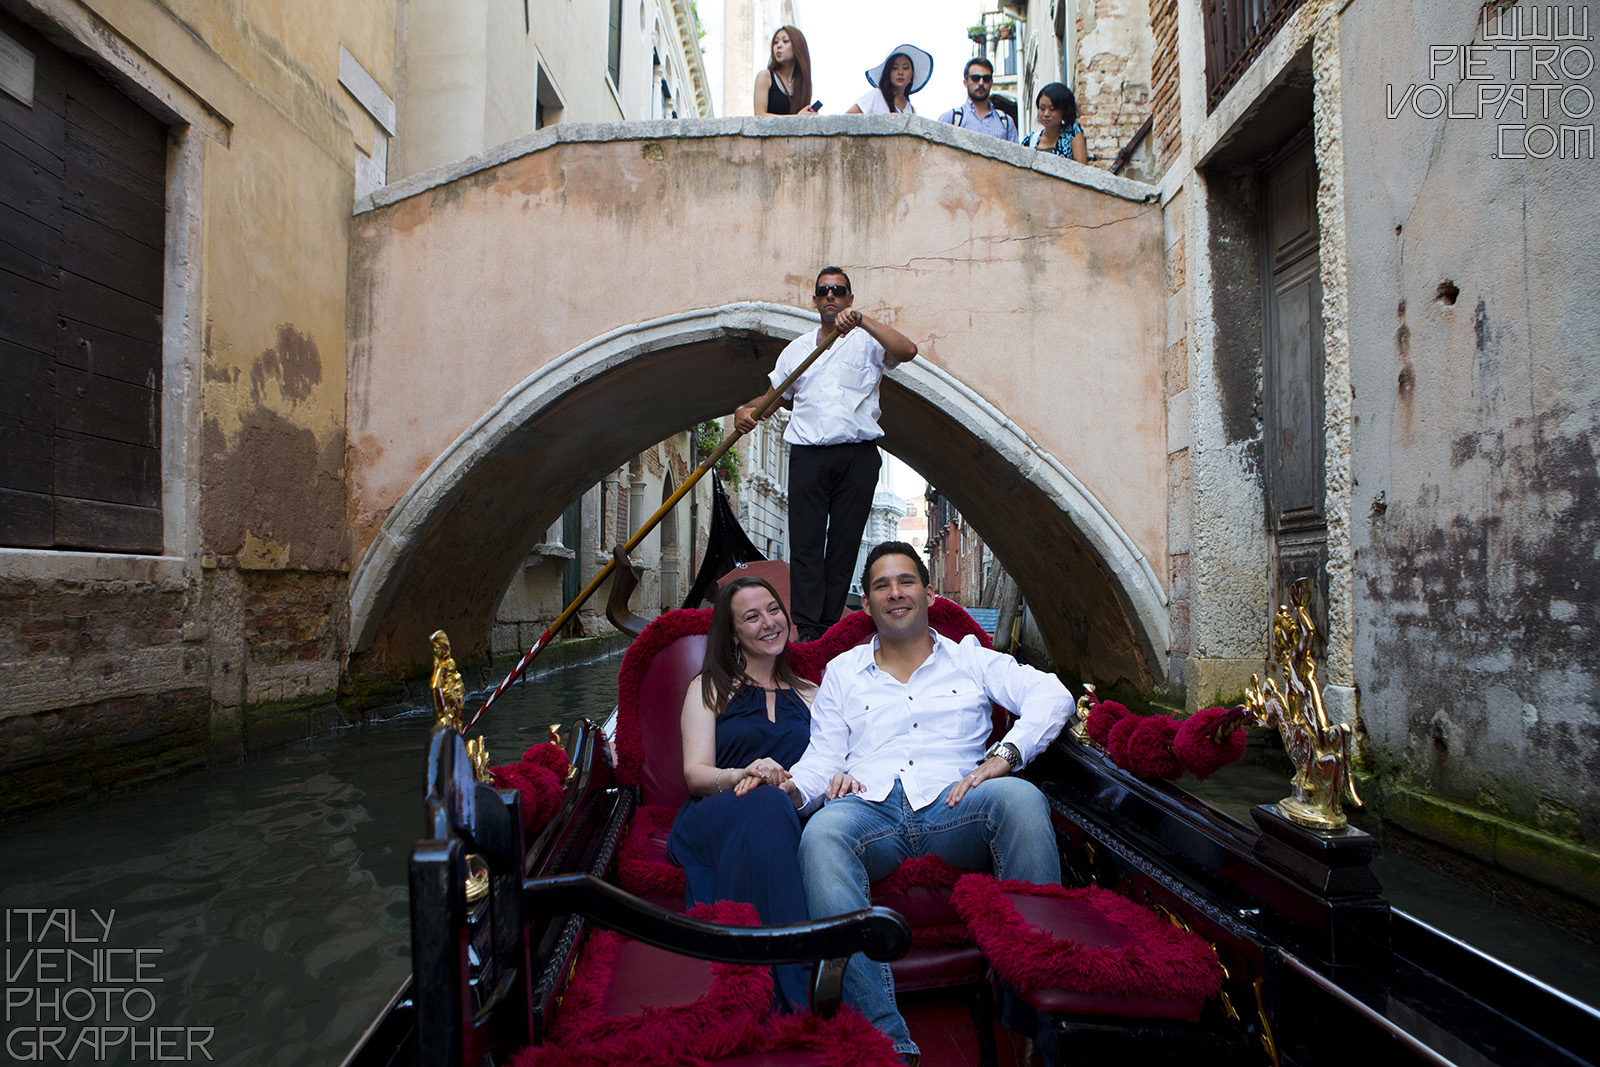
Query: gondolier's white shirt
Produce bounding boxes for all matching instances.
[771,326,898,447]
[788,629,1073,810]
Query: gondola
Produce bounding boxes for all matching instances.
[342,555,1599,1067]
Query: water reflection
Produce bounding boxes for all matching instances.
[0,654,622,1066]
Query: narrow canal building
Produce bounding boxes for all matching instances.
[0,0,711,813]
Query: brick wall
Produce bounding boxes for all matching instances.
[1150,0,1180,172]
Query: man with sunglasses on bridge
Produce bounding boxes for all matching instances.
[734,268,918,642]
[937,58,1018,142]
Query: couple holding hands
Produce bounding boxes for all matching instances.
[665,541,1073,1062]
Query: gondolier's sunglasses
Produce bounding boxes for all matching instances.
[967,74,993,82]
[815,284,850,297]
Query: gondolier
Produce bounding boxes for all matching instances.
[734,268,917,641]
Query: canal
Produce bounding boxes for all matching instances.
[0,652,618,1066]
[3,653,1597,1064]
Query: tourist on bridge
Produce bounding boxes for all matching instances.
[1022,81,1087,163]
[734,268,917,642]
[846,43,933,115]
[782,542,1073,1061]
[936,57,1018,142]
[753,25,819,116]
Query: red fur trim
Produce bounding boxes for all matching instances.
[491,740,572,831]
[1173,706,1249,781]
[514,901,772,1067]
[1123,716,1183,780]
[616,804,685,900]
[1085,700,1130,745]
[613,609,713,787]
[522,741,571,778]
[951,876,1222,1000]
[870,853,968,896]
[1105,713,1142,765]
[741,1006,905,1066]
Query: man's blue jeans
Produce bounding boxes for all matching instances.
[798,777,1061,1055]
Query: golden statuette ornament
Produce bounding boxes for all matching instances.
[429,629,466,732]
[1070,683,1097,746]
[1242,579,1362,831]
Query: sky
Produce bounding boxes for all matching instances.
[700,0,984,120]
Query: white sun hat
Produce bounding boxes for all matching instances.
[865,44,934,95]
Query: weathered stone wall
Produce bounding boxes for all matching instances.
[1341,3,1600,858]
[1156,0,1600,892]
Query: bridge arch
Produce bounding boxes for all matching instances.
[349,302,1166,687]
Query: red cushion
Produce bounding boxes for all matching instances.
[635,635,706,809]
[950,876,1222,1021]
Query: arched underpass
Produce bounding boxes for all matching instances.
[349,304,1165,688]
[346,119,1168,687]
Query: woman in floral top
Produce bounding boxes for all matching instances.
[1022,82,1087,163]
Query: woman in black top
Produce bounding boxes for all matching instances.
[754,25,816,115]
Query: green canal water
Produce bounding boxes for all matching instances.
[2,653,1596,1064]
[1,653,619,1066]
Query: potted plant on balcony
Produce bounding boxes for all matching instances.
[997,18,1016,40]
[968,23,988,43]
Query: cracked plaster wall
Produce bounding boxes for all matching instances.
[1342,2,1600,846]
[347,122,1169,679]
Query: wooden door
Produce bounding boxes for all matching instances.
[1261,133,1327,630]
[1,10,165,553]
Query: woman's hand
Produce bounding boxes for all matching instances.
[731,757,791,796]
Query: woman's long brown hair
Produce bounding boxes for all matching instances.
[769,25,813,114]
[701,576,805,715]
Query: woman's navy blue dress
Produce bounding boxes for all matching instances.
[666,685,811,1011]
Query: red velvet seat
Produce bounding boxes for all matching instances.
[951,876,1223,1064]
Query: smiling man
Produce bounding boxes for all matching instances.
[735,269,917,641]
[784,541,1071,1062]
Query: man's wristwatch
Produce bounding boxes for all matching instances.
[985,741,1022,772]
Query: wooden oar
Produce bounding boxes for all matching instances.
[465,327,841,732]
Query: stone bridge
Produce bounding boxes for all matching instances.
[346,116,1168,687]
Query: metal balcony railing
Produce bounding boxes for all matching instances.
[1203,0,1310,110]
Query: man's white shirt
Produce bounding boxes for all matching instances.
[788,627,1073,810]
[771,327,896,446]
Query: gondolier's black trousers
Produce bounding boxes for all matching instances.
[787,440,881,641]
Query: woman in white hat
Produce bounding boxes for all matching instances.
[846,43,933,115]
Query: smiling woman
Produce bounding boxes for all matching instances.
[664,576,819,1011]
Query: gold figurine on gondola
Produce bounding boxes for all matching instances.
[1243,579,1361,831]
[430,629,492,785]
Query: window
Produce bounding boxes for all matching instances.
[535,61,565,129]
[607,0,623,87]
[1,11,166,552]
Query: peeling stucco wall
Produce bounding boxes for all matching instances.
[1342,3,1600,846]
[0,0,391,812]
[345,122,1169,682]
